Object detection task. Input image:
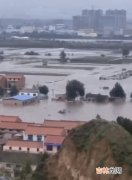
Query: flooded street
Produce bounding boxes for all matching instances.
[0,47,132,122]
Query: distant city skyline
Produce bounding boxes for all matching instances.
[0,0,131,19]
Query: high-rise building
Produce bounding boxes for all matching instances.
[73,9,103,32]
[104,10,126,30]
[73,9,127,34]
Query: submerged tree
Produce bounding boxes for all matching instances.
[66,80,85,100]
[109,82,126,98]
[122,48,130,57]
[39,85,49,95]
[59,50,67,63]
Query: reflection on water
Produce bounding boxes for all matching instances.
[0,100,132,123]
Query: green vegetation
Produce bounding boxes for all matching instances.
[117,116,132,135]
[16,161,32,180]
[70,119,132,174]
[66,80,85,100]
[32,153,49,180]
[0,151,41,165]
[110,82,126,98]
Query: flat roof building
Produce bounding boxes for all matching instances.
[3,95,39,106]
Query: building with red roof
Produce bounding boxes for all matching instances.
[0,115,22,123]
[2,117,86,154]
[3,140,43,154]
[44,135,65,154]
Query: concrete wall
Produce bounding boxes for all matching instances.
[3,145,43,154]
[6,76,25,90]
[3,99,23,106]
[3,97,39,106]
[0,76,6,89]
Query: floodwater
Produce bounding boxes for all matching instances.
[0,47,132,122]
[0,100,132,123]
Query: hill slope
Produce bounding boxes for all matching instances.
[44,119,132,180]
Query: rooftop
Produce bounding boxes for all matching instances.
[25,125,65,136]
[0,121,28,130]
[5,74,25,79]
[0,121,44,132]
[20,89,39,93]
[45,135,65,145]
[5,140,43,149]
[43,120,86,130]
[9,95,35,101]
[0,115,22,122]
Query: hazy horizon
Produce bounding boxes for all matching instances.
[0,0,131,19]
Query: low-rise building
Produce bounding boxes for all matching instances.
[3,140,43,154]
[44,135,64,154]
[43,119,86,134]
[5,74,25,90]
[86,93,109,103]
[3,95,39,106]
[23,125,65,142]
[2,117,86,154]
[0,75,6,89]
[19,89,39,97]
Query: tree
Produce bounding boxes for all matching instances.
[10,85,18,96]
[122,48,130,57]
[0,87,4,97]
[66,80,85,100]
[19,161,32,180]
[39,85,49,95]
[32,153,49,180]
[109,82,126,98]
[60,50,67,63]
[117,116,132,135]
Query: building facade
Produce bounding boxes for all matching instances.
[5,74,25,90]
[0,75,6,89]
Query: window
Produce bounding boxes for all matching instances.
[19,147,21,151]
[37,148,39,152]
[33,94,36,96]
[9,147,12,150]
[37,135,42,142]
[47,145,53,151]
[28,135,33,141]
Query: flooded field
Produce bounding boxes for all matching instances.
[0,47,132,122]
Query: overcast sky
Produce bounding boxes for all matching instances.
[0,0,131,19]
